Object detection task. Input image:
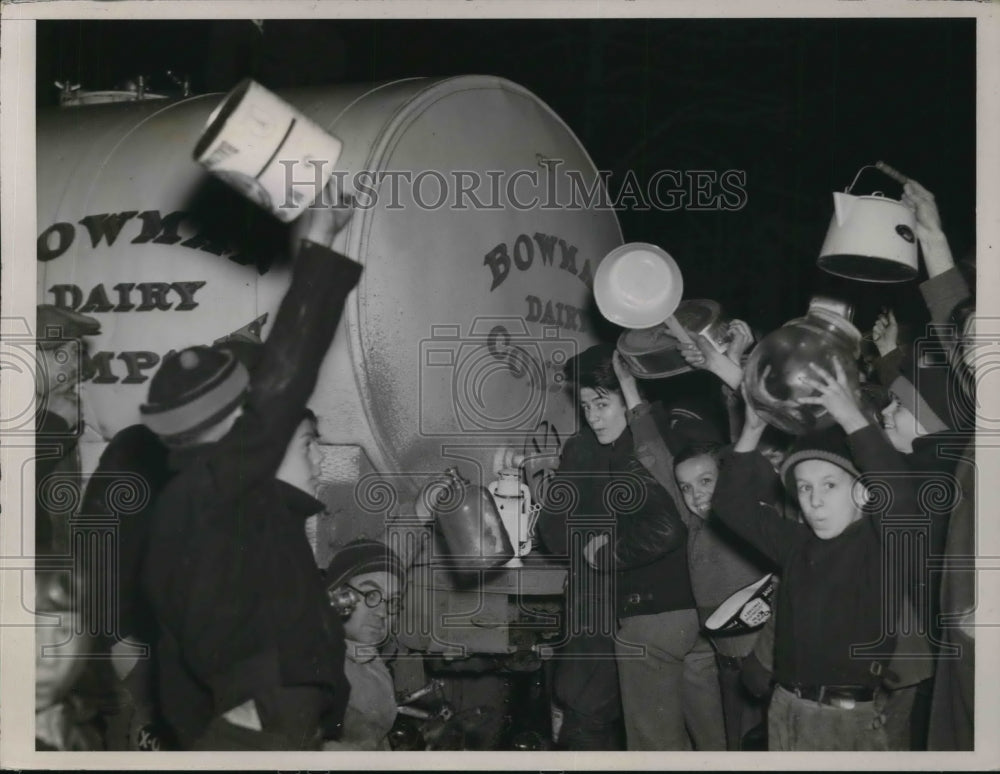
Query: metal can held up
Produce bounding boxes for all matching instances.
[193,79,343,222]
[427,467,515,570]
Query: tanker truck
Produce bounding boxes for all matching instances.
[37,76,623,744]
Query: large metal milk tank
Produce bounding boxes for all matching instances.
[37,76,622,544]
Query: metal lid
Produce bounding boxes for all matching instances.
[617,327,693,379]
[673,298,721,332]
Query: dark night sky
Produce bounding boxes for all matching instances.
[36,17,977,345]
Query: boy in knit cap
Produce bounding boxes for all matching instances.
[322,539,405,750]
[138,196,360,750]
[712,358,919,750]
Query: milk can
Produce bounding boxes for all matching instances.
[742,297,862,435]
[428,467,514,569]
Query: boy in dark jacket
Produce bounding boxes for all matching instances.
[713,359,920,750]
[79,423,174,750]
[536,425,626,751]
[861,179,975,750]
[539,344,724,751]
[896,178,975,751]
[139,198,360,750]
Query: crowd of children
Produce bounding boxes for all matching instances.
[537,178,976,752]
[33,174,975,752]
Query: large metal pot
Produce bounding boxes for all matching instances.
[742,299,862,435]
[428,467,514,570]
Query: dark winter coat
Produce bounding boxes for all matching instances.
[538,422,695,621]
[713,425,919,689]
[142,242,362,748]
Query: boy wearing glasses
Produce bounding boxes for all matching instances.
[323,539,405,750]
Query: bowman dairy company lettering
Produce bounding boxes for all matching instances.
[80,314,268,385]
[483,233,593,292]
[36,210,276,384]
[48,282,207,313]
[37,209,266,270]
[524,295,587,333]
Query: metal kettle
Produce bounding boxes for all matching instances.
[817,162,918,283]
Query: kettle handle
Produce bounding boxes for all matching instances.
[526,500,542,539]
[518,482,532,509]
[846,162,908,195]
[488,480,540,538]
[875,160,910,185]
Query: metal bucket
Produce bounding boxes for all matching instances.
[193,79,344,222]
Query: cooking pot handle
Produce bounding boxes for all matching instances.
[663,314,694,345]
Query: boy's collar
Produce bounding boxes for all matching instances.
[165,446,324,516]
[275,479,325,517]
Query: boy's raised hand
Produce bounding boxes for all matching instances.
[796,359,869,434]
[725,319,755,364]
[678,332,743,390]
[742,385,767,433]
[612,350,642,410]
[900,178,954,277]
[870,308,899,357]
[734,384,768,452]
[901,179,943,239]
[291,180,354,251]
